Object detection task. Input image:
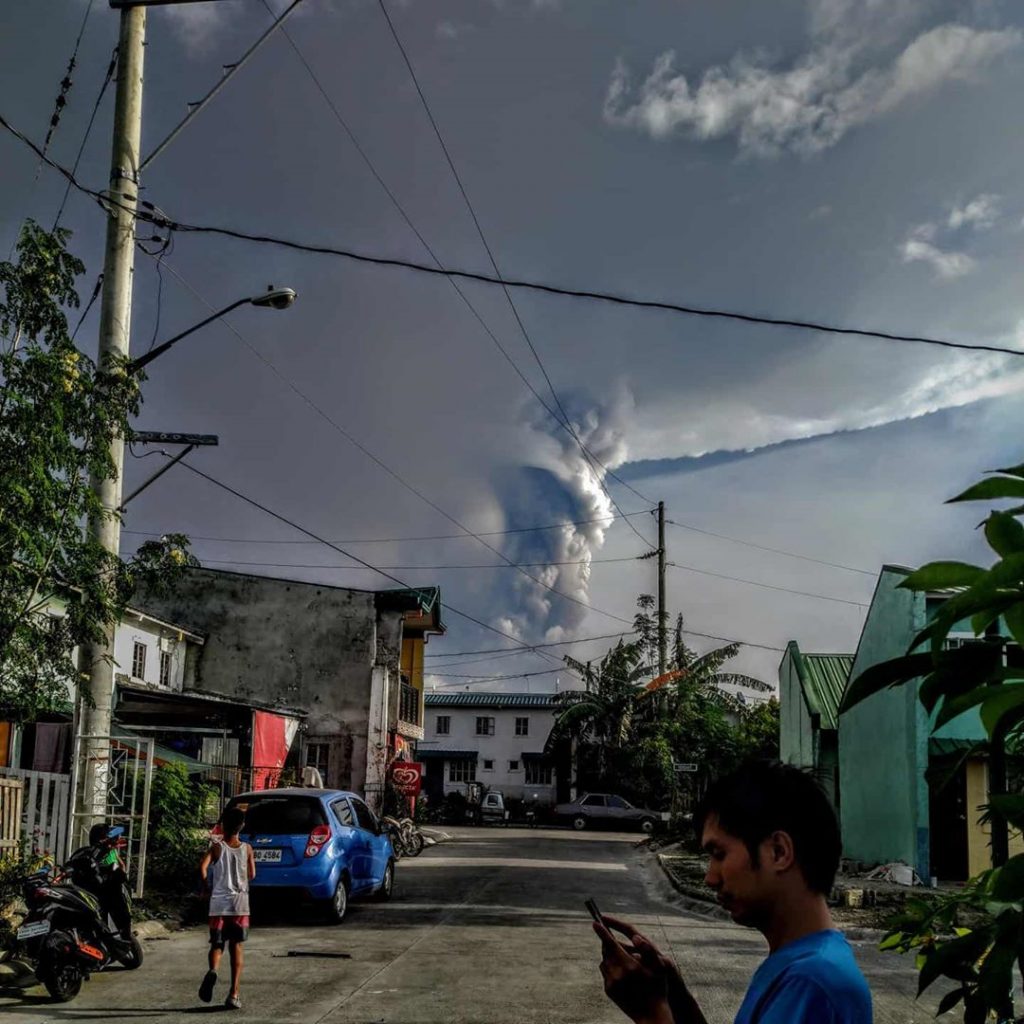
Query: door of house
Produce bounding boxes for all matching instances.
[422,759,445,807]
[929,757,969,882]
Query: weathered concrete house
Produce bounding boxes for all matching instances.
[136,568,443,805]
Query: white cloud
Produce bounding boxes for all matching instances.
[604,12,1021,156]
[901,232,976,279]
[624,345,1024,466]
[948,193,1001,230]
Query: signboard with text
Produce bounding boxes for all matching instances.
[389,762,423,797]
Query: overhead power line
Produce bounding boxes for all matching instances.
[424,631,635,658]
[139,0,306,172]
[53,43,118,229]
[193,555,641,571]
[665,518,875,576]
[667,561,868,607]
[121,509,653,546]
[268,2,654,544]
[426,667,566,681]
[4,112,1014,360]
[374,0,655,535]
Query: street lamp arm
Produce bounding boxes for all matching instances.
[126,298,250,374]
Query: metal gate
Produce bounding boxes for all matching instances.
[68,732,154,897]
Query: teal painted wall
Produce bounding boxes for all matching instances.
[839,568,925,871]
[779,646,815,769]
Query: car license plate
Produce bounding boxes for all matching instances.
[253,849,282,863]
[17,920,51,940]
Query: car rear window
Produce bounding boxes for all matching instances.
[229,796,327,835]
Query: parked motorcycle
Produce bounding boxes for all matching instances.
[65,824,139,961]
[13,826,142,1002]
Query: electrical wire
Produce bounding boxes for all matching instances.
[424,631,634,658]
[665,517,876,576]
[3,111,1019,359]
[138,0,306,173]
[160,458,783,655]
[147,256,636,627]
[192,555,641,571]
[268,1,655,546]
[71,273,103,342]
[119,508,653,545]
[53,43,118,230]
[39,0,96,166]
[375,0,655,535]
[667,561,868,607]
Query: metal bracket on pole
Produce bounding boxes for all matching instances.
[121,431,218,509]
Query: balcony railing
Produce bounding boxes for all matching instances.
[399,683,420,727]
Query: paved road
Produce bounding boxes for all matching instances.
[1,827,950,1023]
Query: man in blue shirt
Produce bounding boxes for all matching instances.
[594,761,872,1023]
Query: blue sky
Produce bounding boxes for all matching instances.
[2,0,1022,689]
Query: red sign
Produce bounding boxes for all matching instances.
[389,762,423,797]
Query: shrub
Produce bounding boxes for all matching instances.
[147,763,215,892]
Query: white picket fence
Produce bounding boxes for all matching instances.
[0,768,71,863]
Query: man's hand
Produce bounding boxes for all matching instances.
[597,915,708,1024]
[594,917,674,1024]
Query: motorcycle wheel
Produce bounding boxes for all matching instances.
[403,831,425,857]
[40,958,84,1003]
[117,935,144,970]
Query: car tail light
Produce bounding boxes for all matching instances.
[305,824,331,858]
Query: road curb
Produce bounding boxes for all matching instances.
[134,918,172,939]
[420,829,452,846]
[654,853,889,943]
[656,854,732,922]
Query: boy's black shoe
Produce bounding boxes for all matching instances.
[198,970,217,1003]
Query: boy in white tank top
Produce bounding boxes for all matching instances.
[198,806,255,1010]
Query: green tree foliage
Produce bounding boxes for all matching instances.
[840,462,1024,1023]
[0,222,196,721]
[148,761,215,890]
[548,595,778,808]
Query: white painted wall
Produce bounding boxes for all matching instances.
[420,703,558,803]
[113,615,188,692]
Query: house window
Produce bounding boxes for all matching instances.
[515,717,529,736]
[132,641,147,680]
[159,650,172,688]
[482,759,494,771]
[508,760,520,772]
[436,715,451,736]
[449,759,476,783]
[475,716,495,736]
[307,742,330,783]
[525,762,554,786]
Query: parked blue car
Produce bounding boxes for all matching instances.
[224,788,394,923]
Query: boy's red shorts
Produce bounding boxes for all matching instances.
[209,915,249,948]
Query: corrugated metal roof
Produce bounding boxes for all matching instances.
[425,692,559,709]
[797,653,853,732]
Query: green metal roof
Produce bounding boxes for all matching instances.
[792,648,852,731]
[425,692,559,709]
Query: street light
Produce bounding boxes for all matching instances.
[127,287,297,373]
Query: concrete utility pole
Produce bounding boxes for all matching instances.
[78,3,146,835]
[657,501,667,677]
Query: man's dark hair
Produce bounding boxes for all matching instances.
[221,806,246,838]
[694,760,841,894]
